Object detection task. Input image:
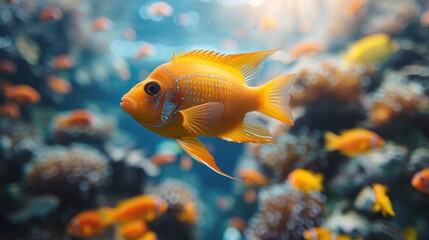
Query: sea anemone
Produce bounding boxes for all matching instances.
[25,145,111,205]
[245,184,325,240]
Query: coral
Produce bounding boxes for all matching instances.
[0,118,43,161]
[290,61,365,108]
[245,184,325,240]
[328,144,408,195]
[151,178,201,240]
[25,145,111,205]
[255,130,327,182]
[50,110,115,145]
[365,81,429,125]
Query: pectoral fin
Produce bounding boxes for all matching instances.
[179,102,225,136]
[176,137,240,181]
[219,115,273,143]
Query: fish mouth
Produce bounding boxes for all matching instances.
[120,96,137,111]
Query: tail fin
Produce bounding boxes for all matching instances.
[324,131,339,151]
[257,74,296,125]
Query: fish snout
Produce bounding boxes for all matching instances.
[120,96,137,111]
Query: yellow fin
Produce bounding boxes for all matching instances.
[179,102,225,136]
[219,115,273,143]
[325,131,339,151]
[176,137,240,181]
[257,73,296,125]
[172,48,280,84]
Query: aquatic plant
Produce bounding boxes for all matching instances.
[245,184,325,240]
[25,145,111,205]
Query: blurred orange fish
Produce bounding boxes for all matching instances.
[411,168,429,194]
[228,217,247,232]
[373,183,395,217]
[239,168,268,186]
[287,169,324,193]
[57,109,94,128]
[289,40,326,59]
[134,43,155,60]
[39,7,63,22]
[120,49,296,179]
[4,85,40,105]
[0,103,20,118]
[421,9,429,27]
[52,55,75,69]
[67,210,105,238]
[325,128,384,157]
[177,201,198,225]
[346,0,366,17]
[244,188,257,204]
[47,76,72,94]
[138,231,157,240]
[180,155,193,171]
[114,195,168,222]
[118,220,149,240]
[92,17,113,31]
[303,227,359,240]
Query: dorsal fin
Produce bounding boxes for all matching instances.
[171,48,280,84]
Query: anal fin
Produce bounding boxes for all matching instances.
[219,116,273,143]
[176,137,240,181]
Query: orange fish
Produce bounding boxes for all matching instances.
[92,17,113,31]
[120,49,296,179]
[373,183,395,217]
[346,0,366,17]
[4,85,40,105]
[0,103,20,118]
[118,220,149,240]
[177,201,198,225]
[287,169,324,193]
[239,168,268,186]
[180,155,193,171]
[56,109,95,128]
[52,55,75,70]
[289,40,325,59]
[137,231,157,240]
[244,188,257,204]
[228,217,247,232]
[411,168,429,194]
[114,195,168,222]
[67,210,105,238]
[39,7,63,22]
[324,128,384,157]
[47,76,72,94]
[303,227,358,240]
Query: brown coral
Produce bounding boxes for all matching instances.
[290,61,365,107]
[365,82,429,125]
[25,145,111,204]
[51,109,115,145]
[245,184,325,240]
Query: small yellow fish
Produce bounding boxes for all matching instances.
[324,128,384,157]
[121,49,296,179]
[287,169,324,193]
[342,33,399,65]
[373,183,395,217]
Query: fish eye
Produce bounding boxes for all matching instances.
[144,81,161,96]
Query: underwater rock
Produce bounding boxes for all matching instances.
[151,178,201,240]
[25,145,111,205]
[245,184,325,240]
[50,109,115,146]
[407,148,429,174]
[370,220,406,240]
[328,144,408,195]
